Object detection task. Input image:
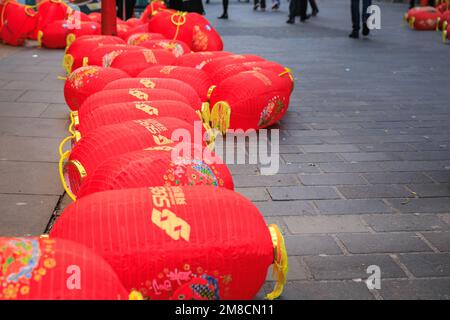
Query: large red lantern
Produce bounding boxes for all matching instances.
[201,54,266,75]
[103,78,202,110]
[127,32,165,45]
[138,66,213,102]
[438,10,450,30]
[139,39,191,57]
[36,0,68,32]
[76,100,200,136]
[0,1,37,46]
[37,19,68,49]
[125,17,143,28]
[59,117,198,198]
[121,24,151,42]
[77,145,233,198]
[78,88,191,116]
[67,21,101,39]
[148,11,223,52]
[50,187,287,300]
[88,12,101,23]
[177,51,232,69]
[407,7,441,30]
[117,22,131,40]
[0,236,131,300]
[64,66,129,111]
[63,35,126,74]
[141,0,167,23]
[109,49,177,77]
[208,69,292,132]
[87,44,145,67]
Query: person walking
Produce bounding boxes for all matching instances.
[254,0,266,11]
[272,0,280,10]
[218,0,229,19]
[309,0,319,16]
[287,0,310,24]
[349,0,372,38]
[116,0,136,20]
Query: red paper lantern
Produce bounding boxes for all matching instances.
[141,0,167,23]
[64,66,129,111]
[404,6,435,21]
[208,69,292,132]
[438,10,450,30]
[36,0,68,32]
[103,78,202,110]
[406,7,441,30]
[177,51,232,69]
[86,44,145,67]
[139,39,191,57]
[88,12,101,23]
[0,1,37,46]
[60,117,197,198]
[148,11,223,52]
[109,49,177,76]
[76,100,200,136]
[444,23,450,42]
[78,88,191,115]
[117,22,131,40]
[126,17,143,28]
[121,24,150,42]
[77,144,233,198]
[63,35,126,74]
[138,66,213,102]
[37,19,68,49]
[0,236,131,300]
[67,21,101,39]
[127,32,165,45]
[201,54,266,75]
[50,186,287,300]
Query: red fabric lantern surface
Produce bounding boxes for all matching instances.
[109,49,177,76]
[409,9,441,30]
[36,0,68,32]
[148,11,223,52]
[63,35,126,74]
[51,186,287,300]
[76,100,200,136]
[61,117,197,196]
[201,54,266,75]
[67,21,101,39]
[126,17,142,28]
[141,1,167,23]
[0,236,130,300]
[437,2,450,13]
[64,66,129,111]
[103,78,202,110]
[208,69,292,132]
[117,22,131,40]
[77,144,233,198]
[139,39,191,57]
[37,19,68,49]
[444,23,450,41]
[78,88,191,115]
[127,32,165,45]
[88,12,101,23]
[438,10,450,30]
[404,6,435,21]
[138,66,213,102]
[0,1,37,46]
[87,44,145,67]
[177,51,232,69]
[121,25,150,42]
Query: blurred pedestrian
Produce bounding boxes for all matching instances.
[254,0,266,11]
[272,0,280,10]
[287,0,310,24]
[349,0,372,38]
[409,0,434,9]
[218,0,229,19]
[309,0,319,16]
[116,0,136,20]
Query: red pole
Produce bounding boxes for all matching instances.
[102,0,117,35]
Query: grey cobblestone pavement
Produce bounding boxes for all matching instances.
[1,0,449,299]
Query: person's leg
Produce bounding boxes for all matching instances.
[287,0,298,23]
[261,0,266,9]
[349,0,360,38]
[309,0,319,14]
[299,0,309,21]
[219,0,229,18]
[126,0,136,20]
[362,0,372,36]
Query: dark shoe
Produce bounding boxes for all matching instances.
[348,30,359,38]
[272,3,279,10]
[253,4,259,10]
[286,18,295,24]
[311,9,319,17]
[218,13,228,19]
[362,23,370,36]
[300,14,311,22]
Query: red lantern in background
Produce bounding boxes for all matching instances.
[109,49,177,77]
[60,117,198,198]
[0,237,130,300]
[77,145,233,198]
[208,69,292,132]
[67,21,101,39]
[141,0,167,23]
[139,39,191,57]
[78,88,191,115]
[36,0,68,32]
[63,35,126,74]
[201,54,266,75]
[103,78,202,110]
[138,66,213,102]
[76,100,200,136]
[37,19,68,49]
[121,25,152,42]
[87,44,145,67]
[117,22,131,39]
[409,8,441,30]
[125,17,143,28]
[88,12,101,23]
[177,51,232,69]
[0,1,37,46]
[64,66,129,111]
[50,187,287,300]
[127,32,165,45]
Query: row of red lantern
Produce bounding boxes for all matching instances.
[404,2,450,43]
